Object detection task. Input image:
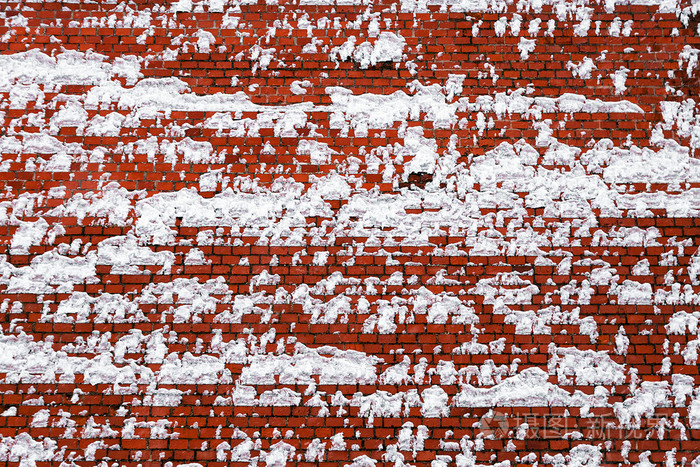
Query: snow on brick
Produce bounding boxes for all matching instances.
[0,1,697,466]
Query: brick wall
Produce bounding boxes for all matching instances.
[0,0,699,465]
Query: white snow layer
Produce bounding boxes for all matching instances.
[0,9,696,466]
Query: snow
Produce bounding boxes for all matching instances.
[305,439,326,462]
[143,388,183,406]
[444,74,466,100]
[1,133,85,159]
[615,327,630,355]
[195,30,215,53]
[423,292,478,325]
[10,219,48,254]
[614,381,671,429]
[690,393,700,428]
[290,80,311,95]
[397,0,682,13]
[567,57,597,79]
[616,280,653,304]
[157,352,228,384]
[297,140,338,164]
[259,388,302,406]
[666,311,700,336]
[0,49,142,93]
[679,46,699,78]
[548,345,626,385]
[612,67,630,95]
[453,367,605,407]
[518,38,537,59]
[325,84,457,133]
[421,386,450,417]
[6,250,98,294]
[353,390,410,426]
[241,343,379,385]
[330,433,347,451]
[332,32,405,69]
[403,127,440,178]
[30,409,49,428]
[0,433,57,466]
[97,234,175,274]
[0,6,697,466]
[543,445,602,467]
[172,0,193,12]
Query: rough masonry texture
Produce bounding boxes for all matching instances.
[0,0,699,466]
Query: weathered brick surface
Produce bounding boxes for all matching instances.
[0,0,699,465]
